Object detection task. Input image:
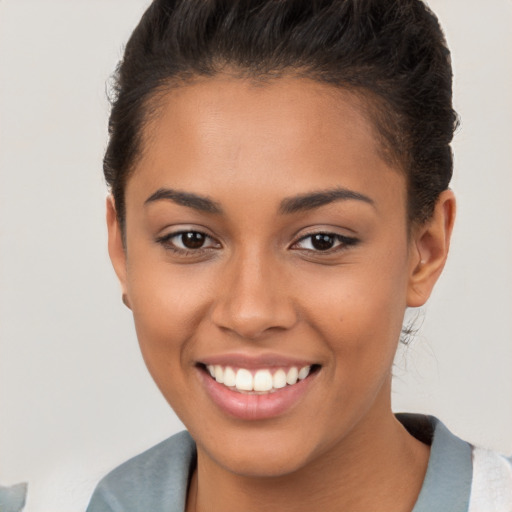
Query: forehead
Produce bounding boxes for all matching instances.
[127,75,405,213]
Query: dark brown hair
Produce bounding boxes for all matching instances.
[105,0,457,232]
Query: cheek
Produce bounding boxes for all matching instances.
[126,258,216,381]
[302,271,407,434]
[302,259,408,337]
[299,252,409,379]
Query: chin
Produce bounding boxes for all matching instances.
[191,418,330,479]
[206,441,317,478]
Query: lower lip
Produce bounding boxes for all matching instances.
[198,368,317,421]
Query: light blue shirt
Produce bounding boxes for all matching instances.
[87,414,473,512]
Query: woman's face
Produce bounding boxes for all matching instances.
[110,76,430,477]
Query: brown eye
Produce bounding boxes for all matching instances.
[157,230,221,254]
[181,232,206,249]
[293,232,359,253]
[311,234,336,251]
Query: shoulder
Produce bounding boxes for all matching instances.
[469,446,512,512]
[425,416,512,511]
[86,430,196,512]
[398,414,512,512]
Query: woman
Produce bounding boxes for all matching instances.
[87,1,512,511]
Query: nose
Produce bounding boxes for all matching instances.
[210,249,298,340]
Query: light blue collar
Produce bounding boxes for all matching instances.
[398,414,473,512]
[87,414,473,512]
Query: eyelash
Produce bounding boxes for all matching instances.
[155,230,359,256]
[291,232,359,254]
[155,230,219,256]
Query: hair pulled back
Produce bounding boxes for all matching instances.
[105,0,457,230]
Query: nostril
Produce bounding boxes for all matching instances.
[211,305,298,340]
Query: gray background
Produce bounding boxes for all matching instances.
[1,1,511,510]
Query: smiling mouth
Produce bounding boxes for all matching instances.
[199,363,321,394]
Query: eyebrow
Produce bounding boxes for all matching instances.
[279,187,374,214]
[144,188,223,214]
[144,186,373,216]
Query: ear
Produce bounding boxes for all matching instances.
[106,196,131,309]
[407,190,456,307]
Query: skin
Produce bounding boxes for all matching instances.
[107,76,455,512]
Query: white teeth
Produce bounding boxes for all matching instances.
[235,368,253,391]
[286,367,299,385]
[272,369,287,389]
[223,366,236,387]
[206,364,315,393]
[214,365,224,383]
[253,370,273,392]
[298,366,311,380]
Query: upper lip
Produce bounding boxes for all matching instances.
[198,353,319,369]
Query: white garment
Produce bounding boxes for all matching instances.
[469,447,512,512]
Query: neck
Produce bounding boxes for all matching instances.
[187,390,430,512]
